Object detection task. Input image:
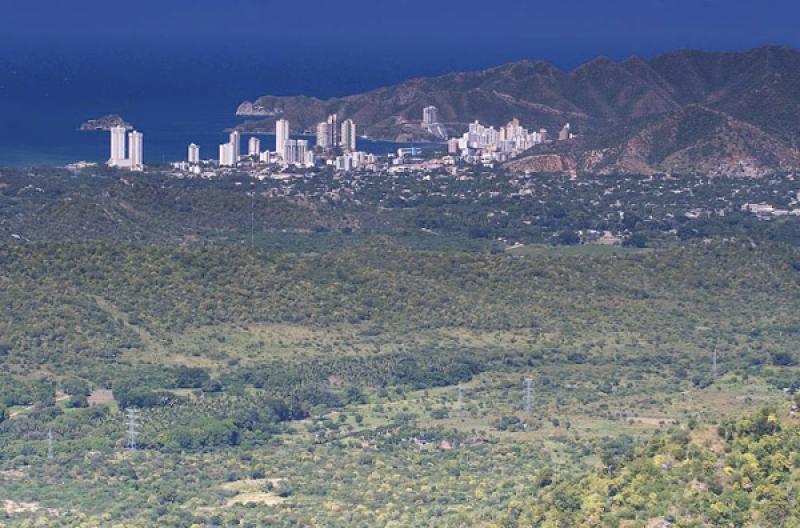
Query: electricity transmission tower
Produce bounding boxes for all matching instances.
[47,428,53,460]
[712,346,718,379]
[524,378,533,415]
[125,408,140,451]
[457,383,463,418]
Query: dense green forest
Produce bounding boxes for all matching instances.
[2,167,800,526]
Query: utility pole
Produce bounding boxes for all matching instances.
[126,408,140,451]
[524,378,533,415]
[47,428,53,460]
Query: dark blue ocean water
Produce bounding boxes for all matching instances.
[0,37,573,167]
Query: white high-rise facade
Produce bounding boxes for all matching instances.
[106,125,145,171]
[128,131,143,171]
[229,131,241,163]
[335,153,353,171]
[109,126,127,166]
[188,143,200,164]
[340,119,356,152]
[283,139,308,165]
[316,122,332,149]
[248,137,261,157]
[219,142,235,167]
[327,114,338,147]
[275,119,290,160]
[423,106,439,125]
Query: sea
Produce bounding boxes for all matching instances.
[0,37,560,168]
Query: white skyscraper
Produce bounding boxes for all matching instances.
[248,137,261,157]
[340,119,356,152]
[283,139,308,165]
[327,114,338,147]
[316,121,332,149]
[275,119,290,160]
[219,142,235,167]
[188,143,200,164]
[423,106,439,125]
[229,131,241,164]
[128,131,143,171]
[108,126,127,166]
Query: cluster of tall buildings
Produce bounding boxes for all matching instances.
[107,126,143,171]
[449,119,549,163]
[212,122,314,168]
[315,114,356,152]
[218,130,241,167]
[276,119,314,166]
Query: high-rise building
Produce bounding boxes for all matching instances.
[335,153,353,171]
[248,137,260,157]
[283,139,308,165]
[188,143,200,164]
[423,106,439,125]
[275,119,290,160]
[108,126,127,166]
[219,142,235,167]
[229,131,241,163]
[128,131,143,171]
[316,121,333,149]
[340,119,356,151]
[327,114,338,147]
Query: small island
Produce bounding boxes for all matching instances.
[80,114,131,131]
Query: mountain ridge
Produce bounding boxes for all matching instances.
[237,45,800,176]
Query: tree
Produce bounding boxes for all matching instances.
[557,230,580,245]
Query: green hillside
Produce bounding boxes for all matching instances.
[2,237,800,525]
